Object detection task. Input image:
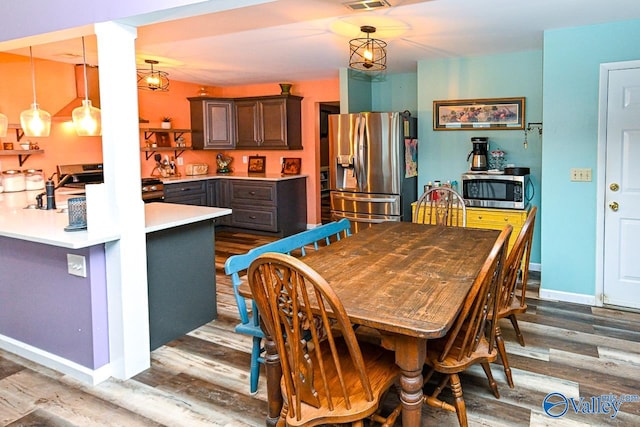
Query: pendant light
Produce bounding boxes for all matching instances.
[72,37,102,136]
[20,46,51,137]
[349,26,387,72]
[137,59,170,91]
[0,112,8,138]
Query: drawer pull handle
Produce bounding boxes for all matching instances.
[249,215,257,219]
[181,188,191,192]
[478,216,483,220]
[249,191,256,195]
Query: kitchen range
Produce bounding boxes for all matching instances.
[55,163,164,203]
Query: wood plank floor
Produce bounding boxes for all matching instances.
[2,230,640,426]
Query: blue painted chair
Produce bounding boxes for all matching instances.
[223,218,352,394]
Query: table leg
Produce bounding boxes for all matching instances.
[395,336,427,426]
[263,334,283,427]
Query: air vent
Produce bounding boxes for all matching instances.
[344,0,390,11]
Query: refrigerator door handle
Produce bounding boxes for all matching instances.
[357,114,367,192]
[336,194,399,203]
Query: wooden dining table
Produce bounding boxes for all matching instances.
[241,221,501,426]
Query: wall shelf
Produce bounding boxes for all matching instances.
[0,150,45,167]
[140,146,191,160]
[141,128,192,142]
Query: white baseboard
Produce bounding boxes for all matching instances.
[0,334,112,385]
[538,288,597,306]
[529,262,541,272]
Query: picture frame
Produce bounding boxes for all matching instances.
[155,131,171,147]
[281,157,301,175]
[247,155,266,174]
[433,97,525,131]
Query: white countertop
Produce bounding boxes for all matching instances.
[144,202,231,233]
[0,190,231,249]
[160,172,307,184]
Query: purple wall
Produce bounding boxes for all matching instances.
[0,237,109,369]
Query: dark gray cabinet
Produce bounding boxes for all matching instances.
[224,178,306,236]
[235,95,303,149]
[163,181,207,205]
[189,98,235,149]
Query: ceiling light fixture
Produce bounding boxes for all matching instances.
[72,37,102,136]
[20,46,52,137]
[137,59,170,92]
[349,25,387,72]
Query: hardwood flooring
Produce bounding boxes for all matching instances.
[2,230,640,426]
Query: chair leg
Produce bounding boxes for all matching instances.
[480,362,500,399]
[249,336,262,394]
[449,373,468,427]
[495,327,514,388]
[509,314,526,347]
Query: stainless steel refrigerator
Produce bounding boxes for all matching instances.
[329,111,418,233]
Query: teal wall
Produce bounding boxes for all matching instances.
[542,19,640,295]
[371,72,418,116]
[416,51,543,264]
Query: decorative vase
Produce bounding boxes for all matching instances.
[161,121,171,129]
[279,83,292,95]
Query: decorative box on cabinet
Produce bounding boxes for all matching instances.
[234,95,303,149]
[223,177,306,236]
[163,181,208,206]
[189,98,235,149]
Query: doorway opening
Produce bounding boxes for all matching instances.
[319,102,340,224]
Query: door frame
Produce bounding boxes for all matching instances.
[595,59,640,307]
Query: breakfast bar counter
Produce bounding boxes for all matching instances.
[0,190,231,384]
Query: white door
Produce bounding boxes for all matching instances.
[603,67,640,308]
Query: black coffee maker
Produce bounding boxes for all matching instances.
[467,137,489,171]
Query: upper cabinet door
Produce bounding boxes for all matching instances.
[189,98,236,149]
[235,100,261,148]
[235,95,303,150]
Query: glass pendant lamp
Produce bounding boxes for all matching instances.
[0,112,8,138]
[72,37,101,136]
[20,46,51,137]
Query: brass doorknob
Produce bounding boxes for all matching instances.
[609,201,619,211]
[610,183,619,191]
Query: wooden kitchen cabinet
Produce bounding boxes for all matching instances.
[465,207,528,253]
[412,204,528,253]
[188,98,235,149]
[163,180,208,205]
[222,177,306,236]
[234,95,303,149]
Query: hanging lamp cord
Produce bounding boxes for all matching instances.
[81,36,89,102]
[29,46,37,105]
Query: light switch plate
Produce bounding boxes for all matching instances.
[570,168,592,182]
[67,254,87,277]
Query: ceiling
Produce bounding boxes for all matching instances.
[8,0,640,87]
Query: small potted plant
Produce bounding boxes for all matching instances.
[160,116,172,129]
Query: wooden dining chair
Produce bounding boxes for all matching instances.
[413,187,467,227]
[248,252,402,427]
[422,225,512,427]
[489,206,537,389]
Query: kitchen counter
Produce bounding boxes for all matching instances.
[159,171,306,184]
[0,190,231,248]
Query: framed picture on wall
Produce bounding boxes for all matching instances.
[281,157,301,175]
[433,97,525,130]
[248,155,266,174]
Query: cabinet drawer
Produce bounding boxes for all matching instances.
[230,181,276,205]
[466,209,526,228]
[164,181,207,205]
[231,207,278,231]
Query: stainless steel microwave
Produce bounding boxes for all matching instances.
[461,173,530,209]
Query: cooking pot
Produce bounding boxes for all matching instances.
[504,166,530,176]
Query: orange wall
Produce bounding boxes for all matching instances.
[0,53,339,225]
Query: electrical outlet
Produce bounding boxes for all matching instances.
[177,157,184,166]
[570,168,592,182]
[67,254,87,277]
[242,156,248,164]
